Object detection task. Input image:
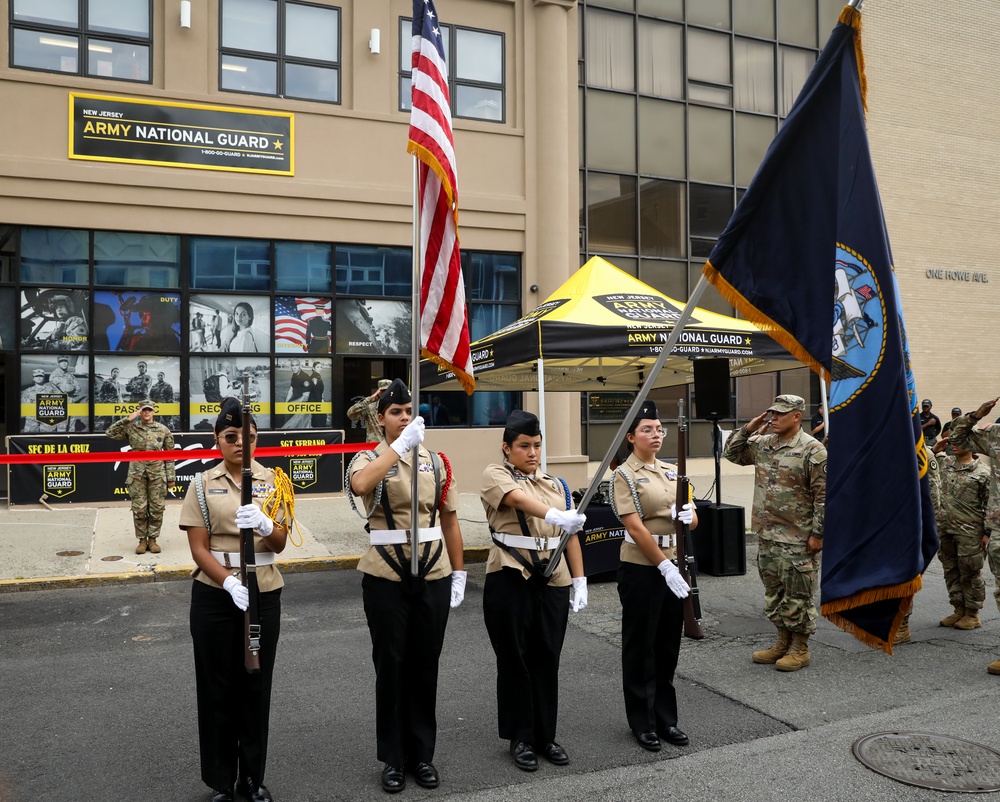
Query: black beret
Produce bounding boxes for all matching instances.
[377,378,411,414]
[631,399,659,429]
[215,397,256,434]
[504,409,541,437]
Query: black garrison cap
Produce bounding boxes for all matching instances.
[504,409,541,437]
[377,378,411,414]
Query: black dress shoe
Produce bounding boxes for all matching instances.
[236,776,274,801]
[211,790,234,802]
[539,741,569,765]
[410,762,440,789]
[633,730,662,752]
[509,740,538,772]
[661,725,690,746]
[381,765,406,793]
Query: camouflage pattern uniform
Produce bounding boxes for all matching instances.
[347,396,383,442]
[106,411,176,544]
[723,425,826,635]
[935,452,989,613]
[949,415,1000,612]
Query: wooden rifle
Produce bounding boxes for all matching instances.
[676,399,704,640]
[240,372,261,674]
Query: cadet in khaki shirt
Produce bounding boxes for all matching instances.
[611,400,697,754]
[348,379,465,794]
[178,397,290,802]
[480,410,587,773]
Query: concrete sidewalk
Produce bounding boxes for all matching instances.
[0,457,756,591]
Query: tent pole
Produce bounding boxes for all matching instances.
[538,357,548,472]
[544,275,712,576]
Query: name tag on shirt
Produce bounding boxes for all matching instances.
[385,466,399,478]
[636,477,650,484]
[209,489,228,495]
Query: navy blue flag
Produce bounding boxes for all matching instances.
[703,6,937,653]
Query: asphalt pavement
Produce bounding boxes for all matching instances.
[3,459,1000,801]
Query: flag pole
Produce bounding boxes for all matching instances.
[544,275,711,576]
[410,156,422,577]
[820,376,830,438]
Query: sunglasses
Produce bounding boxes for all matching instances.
[220,432,257,445]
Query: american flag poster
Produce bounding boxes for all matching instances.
[274,296,332,353]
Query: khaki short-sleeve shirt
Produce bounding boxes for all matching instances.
[480,462,572,586]
[179,460,286,592]
[612,455,684,566]
[350,444,457,581]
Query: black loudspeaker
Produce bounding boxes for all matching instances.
[693,359,732,420]
[693,501,746,576]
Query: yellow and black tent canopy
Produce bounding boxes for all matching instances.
[421,256,795,392]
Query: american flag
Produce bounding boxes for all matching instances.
[274,297,330,351]
[407,0,475,394]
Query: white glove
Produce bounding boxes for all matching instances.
[671,502,695,526]
[390,416,425,458]
[571,576,588,612]
[222,575,249,611]
[544,507,587,535]
[658,559,691,599]
[450,570,467,608]
[236,503,274,537]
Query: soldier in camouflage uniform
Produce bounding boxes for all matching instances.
[947,397,1000,674]
[930,436,990,630]
[723,394,826,672]
[106,399,176,554]
[48,356,80,432]
[126,360,152,402]
[347,378,391,442]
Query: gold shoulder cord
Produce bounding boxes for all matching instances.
[262,468,303,547]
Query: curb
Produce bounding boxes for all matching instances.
[0,547,492,594]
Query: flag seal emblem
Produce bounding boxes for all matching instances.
[831,244,885,409]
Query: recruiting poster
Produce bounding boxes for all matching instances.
[93,355,180,431]
[20,288,90,351]
[190,294,270,354]
[335,299,411,355]
[189,356,271,431]
[7,431,346,505]
[20,354,90,433]
[275,296,332,353]
[93,290,181,351]
[275,358,331,429]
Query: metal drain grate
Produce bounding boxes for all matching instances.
[854,732,1000,793]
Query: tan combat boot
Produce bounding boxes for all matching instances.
[893,621,911,645]
[135,538,148,555]
[147,538,161,554]
[954,610,981,630]
[752,627,792,664]
[939,606,964,627]
[988,658,1000,676]
[775,633,811,672]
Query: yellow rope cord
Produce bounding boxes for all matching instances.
[262,467,303,547]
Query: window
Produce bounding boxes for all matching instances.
[220,0,341,104]
[190,237,271,291]
[399,19,505,122]
[94,232,181,288]
[11,0,151,82]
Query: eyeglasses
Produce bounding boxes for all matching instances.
[637,427,665,436]
[220,432,257,445]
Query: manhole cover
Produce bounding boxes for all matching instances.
[56,550,84,557]
[854,732,1000,792]
[101,555,124,562]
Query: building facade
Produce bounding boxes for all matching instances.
[1,0,996,492]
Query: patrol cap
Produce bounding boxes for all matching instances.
[215,396,257,433]
[137,361,147,369]
[921,399,932,407]
[32,368,45,378]
[377,378,392,391]
[630,399,659,430]
[767,394,806,414]
[138,399,155,411]
[952,407,962,415]
[377,378,410,414]
[504,409,541,438]
[57,356,69,364]
[47,294,73,309]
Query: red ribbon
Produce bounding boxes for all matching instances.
[0,442,374,465]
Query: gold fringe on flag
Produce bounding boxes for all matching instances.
[422,348,475,396]
[821,574,923,654]
[839,5,867,114]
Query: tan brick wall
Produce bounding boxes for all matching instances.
[865,2,1000,415]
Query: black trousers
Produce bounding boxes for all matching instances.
[482,567,570,747]
[190,581,282,791]
[617,561,683,735]
[361,573,451,768]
